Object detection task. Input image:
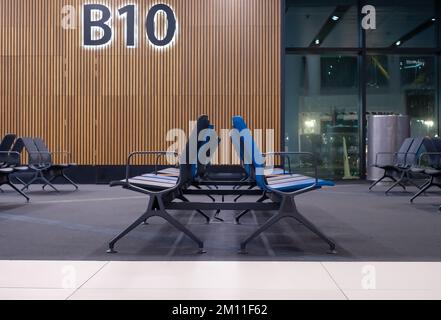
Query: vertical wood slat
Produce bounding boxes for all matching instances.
[0,0,281,165]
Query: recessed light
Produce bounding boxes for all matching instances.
[432,18,436,21]
[332,15,340,21]
[395,41,401,46]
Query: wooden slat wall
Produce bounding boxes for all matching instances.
[0,0,281,165]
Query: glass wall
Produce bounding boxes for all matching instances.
[284,0,440,179]
[285,54,360,178]
[285,0,359,48]
[367,55,437,137]
[366,0,436,48]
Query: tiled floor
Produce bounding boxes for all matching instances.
[0,260,439,300]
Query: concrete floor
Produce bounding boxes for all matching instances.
[0,182,440,261]
[1,182,441,300]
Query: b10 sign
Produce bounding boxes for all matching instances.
[61,3,178,50]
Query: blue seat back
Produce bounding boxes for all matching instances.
[231,116,267,190]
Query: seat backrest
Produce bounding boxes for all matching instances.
[404,137,424,167]
[395,138,414,167]
[33,138,53,164]
[231,116,267,190]
[421,138,438,167]
[0,134,16,163]
[196,123,219,177]
[177,115,211,185]
[0,134,16,152]
[430,137,441,168]
[11,138,24,153]
[5,138,25,166]
[21,137,43,165]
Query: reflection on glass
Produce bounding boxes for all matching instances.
[367,55,436,137]
[285,0,358,48]
[366,0,436,48]
[285,55,360,179]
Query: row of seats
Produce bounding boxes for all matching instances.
[0,134,78,201]
[370,137,441,205]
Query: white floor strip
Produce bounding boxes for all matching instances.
[0,261,439,300]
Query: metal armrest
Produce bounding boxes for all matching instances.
[125,151,179,182]
[375,151,415,167]
[50,151,73,164]
[374,152,398,167]
[27,151,52,170]
[263,152,292,174]
[418,152,441,167]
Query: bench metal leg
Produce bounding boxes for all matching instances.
[369,172,402,191]
[22,171,59,192]
[410,177,433,203]
[42,176,56,190]
[14,176,26,186]
[177,195,210,224]
[6,182,30,202]
[61,173,79,190]
[212,195,225,222]
[234,185,254,201]
[369,173,390,190]
[240,195,336,254]
[42,173,79,191]
[108,194,204,254]
[235,193,267,224]
[239,212,286,254]
[108,212,152,253]
[385,172,407,194]
[158,207,205,254]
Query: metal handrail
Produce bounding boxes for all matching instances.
[418,152,441,168]
[374,151,417,168]
[125,151,178,183]
[0,151,21,168]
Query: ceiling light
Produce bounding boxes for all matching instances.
[432,18,436,21]
[315,39,320,45]
[332,15,340,21]
[395,41,401,46]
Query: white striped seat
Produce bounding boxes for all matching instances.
[10,166,28,171]
[157,167,180,176]
[267,174,313,188]
[124,173,178,188]
[141,173,178,181]
[0,168,14,174]
[266,173,304,182]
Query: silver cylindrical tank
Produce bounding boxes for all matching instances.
[367,115,411,181]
